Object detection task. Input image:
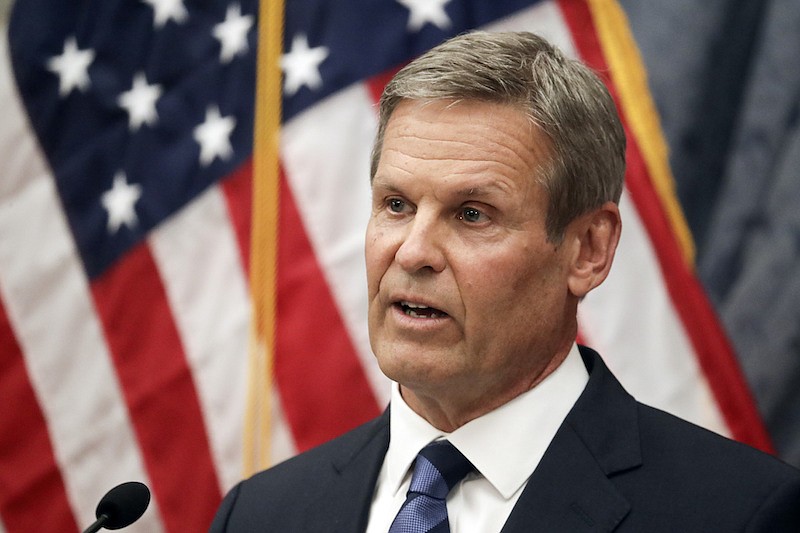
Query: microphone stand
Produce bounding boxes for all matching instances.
[82,513,109,533]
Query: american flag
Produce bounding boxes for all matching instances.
[0,0,773,531]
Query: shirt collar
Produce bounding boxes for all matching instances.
[386,343,588,499]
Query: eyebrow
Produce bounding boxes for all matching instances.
[452,180,513,197]
[370,176,401,192]
[456,186,487,196]
[371,175,514,197]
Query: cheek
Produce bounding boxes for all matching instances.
[365,224,392,295]
[465,251,563,319]
[457,256,521,319]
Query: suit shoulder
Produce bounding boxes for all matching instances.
[245,412,388,491]
[231,416,388,495]
[210,413,389,531]
[635,401,800,489]
[619,403,800,530]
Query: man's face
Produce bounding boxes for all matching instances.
[366,99,580,418]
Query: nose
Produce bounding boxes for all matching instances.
[394,213,446,274]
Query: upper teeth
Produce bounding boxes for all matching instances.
[401,301,429,309]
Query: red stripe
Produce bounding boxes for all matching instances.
[558,0,773,452]
[220,159,254,277]
[558,0,608,84]
[90,244,222,532]
[625,138,773,452]
[0,298,79,533]
[276,169,382,452]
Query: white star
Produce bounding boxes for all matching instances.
[396,0,452,31]
[141,0,188,28]
[101,172,142,233]
[47,36,95,97]
[213,3,254,63]
[280,34,329,96]
[118,73,162,131]
[193,105,236,166]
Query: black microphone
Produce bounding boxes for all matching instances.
[82,481,151,532]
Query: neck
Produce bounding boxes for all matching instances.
[400,343,573,432]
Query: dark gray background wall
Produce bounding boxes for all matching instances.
[620,0,800,466]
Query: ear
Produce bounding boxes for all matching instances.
[566,201,621,298]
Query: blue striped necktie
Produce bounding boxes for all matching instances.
[389,440,474,533]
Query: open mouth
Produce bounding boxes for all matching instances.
[396,301,448,319]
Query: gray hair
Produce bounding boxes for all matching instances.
[370,31,626,242]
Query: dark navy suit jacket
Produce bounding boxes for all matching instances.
[210,347,800,532]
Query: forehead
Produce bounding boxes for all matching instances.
[377,99,551,185]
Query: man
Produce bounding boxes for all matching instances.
[211,31,800,532]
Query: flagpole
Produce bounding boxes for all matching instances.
[585,0,695,266]
[245,0,284,475]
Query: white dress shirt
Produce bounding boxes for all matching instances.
[365,344,589,533]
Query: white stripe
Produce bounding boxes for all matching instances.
[149,184,250,493]
[270,388,299,466]
[281,85,391,406]
[578,192,729,436]
[0,32,165,532]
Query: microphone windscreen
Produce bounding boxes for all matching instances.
[95,481,151,529]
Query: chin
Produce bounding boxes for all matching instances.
[373,348,412,383]
[375,349,422,382]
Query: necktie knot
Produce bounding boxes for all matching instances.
[389,440,473,533]
[410,441,473,499]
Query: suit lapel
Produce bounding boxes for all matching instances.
[502,347,640,532]
[301,410,390,533]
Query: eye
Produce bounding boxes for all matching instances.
[387,197,408,214]
[457,206,486,223]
